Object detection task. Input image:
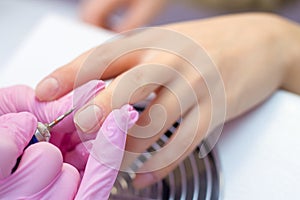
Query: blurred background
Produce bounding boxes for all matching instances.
[1,0,300,68]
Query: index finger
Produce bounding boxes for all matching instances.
[35,38,141,102]
[35,28,177,102]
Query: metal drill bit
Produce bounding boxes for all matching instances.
[48,107,75,128]
[34,107,75,142]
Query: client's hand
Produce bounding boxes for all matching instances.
[35,13,300,188]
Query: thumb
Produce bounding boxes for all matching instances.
[0,112,37,179]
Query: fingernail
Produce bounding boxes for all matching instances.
[74,105,103,133]
[133,173,155,189]
[36,77,59,100]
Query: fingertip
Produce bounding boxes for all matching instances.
[80,10,102,27]
[74,104,104,133]
[21,142,63,172]
[79,0,110,28]
[35,77,60,101]
[124,105,139,128]
[61,163,81,182]
[115,105,139,131]
[133,172,157,190]
[73,80,106,109]
[12,143,64,195]
[25,142,63,163]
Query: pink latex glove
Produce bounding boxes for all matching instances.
[0,105,138,199]
[0,82,138,199]
[0,112,80,199]
[0,80,105,169]
[76,104,138,199]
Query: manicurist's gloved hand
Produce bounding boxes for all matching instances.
[0,80,105,170]
[0,82,138,199]
[0,112,80,199]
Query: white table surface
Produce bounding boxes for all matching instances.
[1,14,300,200]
